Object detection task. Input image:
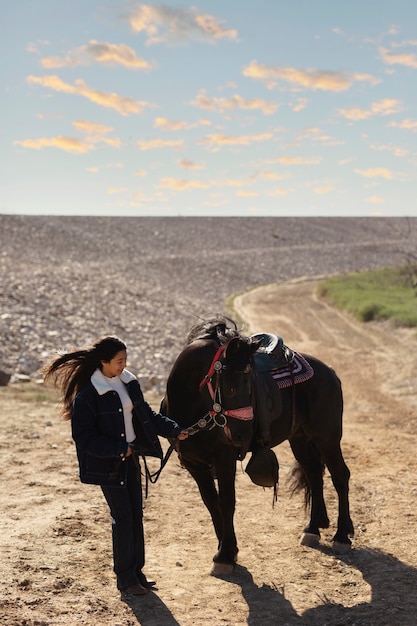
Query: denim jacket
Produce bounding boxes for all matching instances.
[71,368,182,487]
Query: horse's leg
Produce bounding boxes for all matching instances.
[211,455,238,575]
[187,460,238,574]
[188,468,223,546]
[320,443,354,552]
[289,436,329,547]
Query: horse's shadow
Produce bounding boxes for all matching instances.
[303,545,417,625]
[223,546,417,625]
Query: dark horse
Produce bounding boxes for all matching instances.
[161,316,353,574]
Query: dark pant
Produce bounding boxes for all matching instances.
[101,456,144,591]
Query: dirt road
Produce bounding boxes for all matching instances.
[2,278,417,625]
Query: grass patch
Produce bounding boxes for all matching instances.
[0,381,60,404]
[317,266,417,327]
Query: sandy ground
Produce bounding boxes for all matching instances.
[2,277,417,625]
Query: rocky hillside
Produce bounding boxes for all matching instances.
[1,215,416,392]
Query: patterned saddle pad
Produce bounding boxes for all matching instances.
[269,352,314,389]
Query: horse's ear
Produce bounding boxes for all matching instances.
[223,336,240,359]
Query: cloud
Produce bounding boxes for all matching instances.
[225,179,247,187]
[242,61,380,91]
[292,97,308,112]
[379,46,417,69]
[259,171,284,180]
[191,89,279,115]
[389,118,417,131]
[354,167,393,179]
[338,98,402,120]
[14,119,121,153]
[153,117,195,130]
[107,187,128,195]
[268,188,291,196]
[367,196,385,203]
[178,159,202,170]
[41,40,156,70]
[159,177,209,190]
[27,74,156,116]
[314,186,333,194]
[14,136,92,154]
[369,143,409,157]
[137,138,183,150]
[200,132,273,150]
[269,156,321,165]
[295,126,343,146]
[236,190,258,197]
[72,120,121,147]
[128,4,238,45]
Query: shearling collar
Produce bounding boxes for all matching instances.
[91,368,136,395]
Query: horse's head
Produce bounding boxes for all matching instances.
[199,335,261,457]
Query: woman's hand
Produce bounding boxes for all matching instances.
[177,429,189,440]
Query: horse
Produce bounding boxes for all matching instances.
[161,316,353,575]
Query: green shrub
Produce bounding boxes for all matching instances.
[317,266,417,328]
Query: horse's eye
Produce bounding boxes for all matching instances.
[244,364,251,374]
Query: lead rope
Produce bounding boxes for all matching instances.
[132,443,176,498]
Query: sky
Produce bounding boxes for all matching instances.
[2,0,417,217]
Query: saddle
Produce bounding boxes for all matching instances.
[252,332,294,372]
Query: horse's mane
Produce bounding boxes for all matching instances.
[186,316,242,345]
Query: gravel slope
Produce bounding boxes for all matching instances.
[1,215,416,390]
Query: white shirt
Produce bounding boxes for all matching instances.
[102,373,136,443]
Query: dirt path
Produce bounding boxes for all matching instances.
[2,278,417,625]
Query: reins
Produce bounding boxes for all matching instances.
[133,444,176,497]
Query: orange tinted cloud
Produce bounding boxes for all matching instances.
[41,41,155,70]
[379,46,417,69]
[354,168,393,179]
[389,119,417,131]
[72,120,121,147]
[154,117,194,131]
[338,98,402,120]
[314,186,333,194]
[27,75,156,116]
[137,138,183,150]
[243,61,379,91]
[201,132,273,149]
[159,177,209,190]
[128,5,237,44]
[178,159,203,170]
[367,196,385,203]
[270,156,321,165]
[14,136,92,153]
[191,89,278,114]
[236,190,258,197]
[14,119,121,153]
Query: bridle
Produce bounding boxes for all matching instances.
[186,341,254,436]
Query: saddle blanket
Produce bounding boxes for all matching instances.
[270,352,314,389]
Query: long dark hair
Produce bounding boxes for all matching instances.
[42,336,126,420]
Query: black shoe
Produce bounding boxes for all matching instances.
[138,573,157,588]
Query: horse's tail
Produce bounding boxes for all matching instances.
[288,462,311,509]
[287,454,325,511]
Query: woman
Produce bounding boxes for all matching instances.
[43,335,188,596]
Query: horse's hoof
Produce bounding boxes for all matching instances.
[333,541,351,553]
[300,532,320,547]
[210,562,235,576]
